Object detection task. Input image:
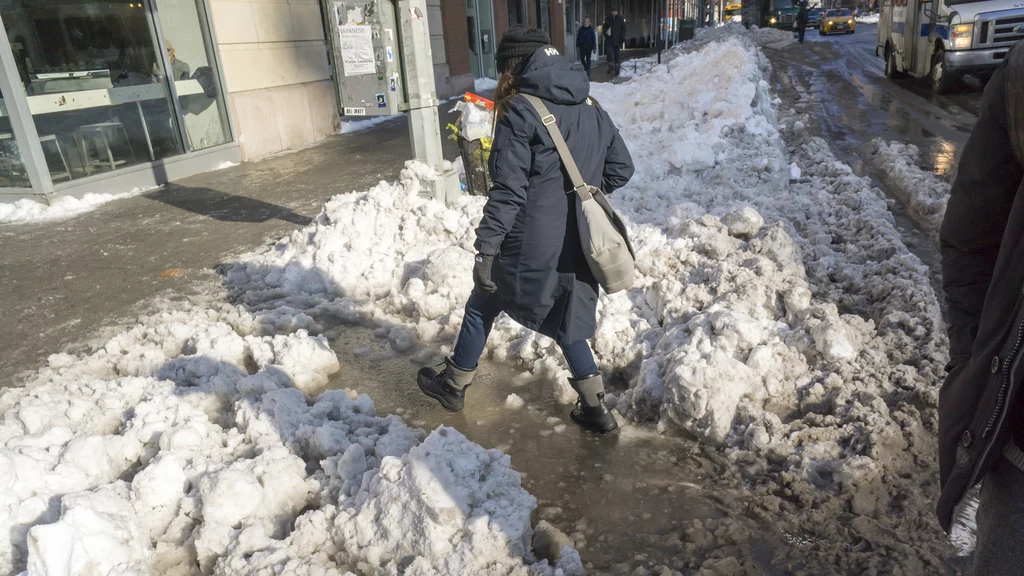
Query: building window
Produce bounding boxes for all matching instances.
[509,0,527,25]
[536,0,550,32]
[0,0,230,185]
[152,0,231,151]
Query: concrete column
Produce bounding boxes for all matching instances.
[398,0,462,204]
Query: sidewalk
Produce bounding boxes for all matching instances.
[0,106,460,384]
[588,47,658,84]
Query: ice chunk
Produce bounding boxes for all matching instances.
[505,394,527,410]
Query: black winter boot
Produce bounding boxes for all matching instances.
[417,357,476,412]
[569,373,619,434]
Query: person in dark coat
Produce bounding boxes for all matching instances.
[577,17,598,75]
[602,8,627,74]
[795,1,810,43]
[417,25,635,434]
[936,43,1024,574]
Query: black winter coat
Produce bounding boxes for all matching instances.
[937,49,1024,532]
[603,14,627,44]
[474,47,634,343]
[796,6,809,28]
[577,25,598,51]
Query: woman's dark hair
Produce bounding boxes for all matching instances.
[493,58,527,123]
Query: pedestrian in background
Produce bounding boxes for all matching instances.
[416,25,634,434]
[795,0,810,43]
[603,8,626,75]
[577,17,597,75]
[936,42,1024,576]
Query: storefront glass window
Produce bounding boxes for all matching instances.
[536,0,551,33]
[2,0,185,181]
[509,0,527,26]
[0,90,32,188]
[153,0,230,151]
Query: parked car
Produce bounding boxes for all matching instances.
[820,8,856,34]
[807,7,822,27]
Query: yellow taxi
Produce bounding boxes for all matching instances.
[723,3,743,22]
[819,8,856,35]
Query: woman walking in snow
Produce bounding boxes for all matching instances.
[417,25,634,434]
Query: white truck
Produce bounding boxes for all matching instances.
[877,0,1024,93]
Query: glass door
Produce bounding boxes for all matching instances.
[565,0,577,60]
[0,89,34,188]
[467,0,496,80]
[536,0,551,34]
[477,0,496,78]
[467,0,482,78]
[150,0,231,151]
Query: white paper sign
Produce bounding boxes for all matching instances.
[339,25,375,76]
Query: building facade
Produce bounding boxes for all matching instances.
[0,0,698,203]
[0,0,474,202]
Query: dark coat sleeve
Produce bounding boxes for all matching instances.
[475,101,534,256]
[601,112,634,194]
[939,65,1023,367]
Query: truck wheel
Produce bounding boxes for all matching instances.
[930,48,955,94]
[884,46,905,79]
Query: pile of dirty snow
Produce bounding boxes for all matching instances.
[230,27,954,572]
[1,25,956,575]
[339,115,401,134]
[856,13,880,23]
[0,187,154,225]
[869,138,950,235]
[0,302,581,575]
[474,76,499,93]
[696,21,795,49]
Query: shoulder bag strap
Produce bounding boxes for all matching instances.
[1007,42,1024,166]
[520,94,594,201]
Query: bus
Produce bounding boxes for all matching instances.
[877,0,1024,93]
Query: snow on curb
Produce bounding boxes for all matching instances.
[0,187,154,225]
[474,76,499,93]
[339,115,402,134]
[0,303,580,575]
[869,138,950,235]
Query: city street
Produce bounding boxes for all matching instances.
[0,24,996,576]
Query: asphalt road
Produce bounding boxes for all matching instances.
[778,22,982,179]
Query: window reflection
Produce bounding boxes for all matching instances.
[2,0,184,181]
[154,0,231,151]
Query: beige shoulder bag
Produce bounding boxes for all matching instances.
[521,94,635,294]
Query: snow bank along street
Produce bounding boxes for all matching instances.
[1,25,959,575]
[869,139,952,236]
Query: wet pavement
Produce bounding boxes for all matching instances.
[781,23,978,179]
[767,23,982,302]
[0,106,460,386]
[325,324,790,575]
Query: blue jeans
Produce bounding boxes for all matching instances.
[450,289,599,378]
[607,43,621,68]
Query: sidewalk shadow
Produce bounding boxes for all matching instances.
[155,342,537,566]
[211,259,575,557]
[144,184,313,226]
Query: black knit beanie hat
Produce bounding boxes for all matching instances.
[495,25,551,74]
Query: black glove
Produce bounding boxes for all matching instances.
[473,253,497,293]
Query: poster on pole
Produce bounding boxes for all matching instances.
[338,25,375,76]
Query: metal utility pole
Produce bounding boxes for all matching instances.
[397,0,461,205]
